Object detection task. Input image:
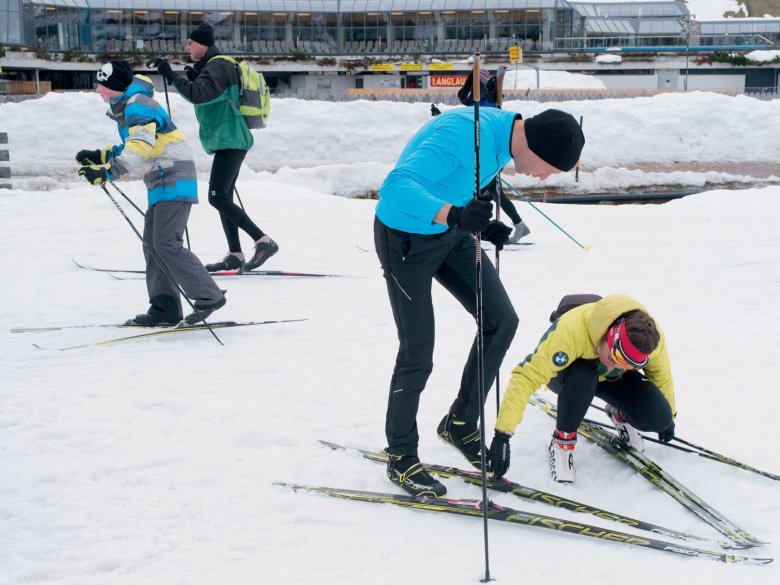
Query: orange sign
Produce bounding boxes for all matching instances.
[430,75,468,88]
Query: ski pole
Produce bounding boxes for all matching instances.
[100,183,223,346]
[471,51,493,585]
[493,65,508,417]
[493,176,502,418]
[148,57,192,251]
[669,436,780,481]
[575,116,583,183]
[586,404,779,481]
[115,185,146,218]
[234,186,246,211]
[161,80,191,250]
[499,178,591,251]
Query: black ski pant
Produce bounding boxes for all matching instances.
[208,149,264,254]
[374,216,519,456]
[547,359,673,434]
[143,201,224,319]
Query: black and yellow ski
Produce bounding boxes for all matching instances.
[530,394,766,548]
[275,483,772,565]
[318,440,739,550]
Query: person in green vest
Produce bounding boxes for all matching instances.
[151,24,279,273]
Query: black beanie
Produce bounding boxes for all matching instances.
[96,60,134,92]
[524,109,585,172]
[189,24,215,47]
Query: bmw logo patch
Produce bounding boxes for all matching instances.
[552,351,569,367]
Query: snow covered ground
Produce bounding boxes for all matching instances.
[1,90,779,584]
[2,90,779,197]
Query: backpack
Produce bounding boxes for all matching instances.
[549,294,602,323]
[213,55,271,129]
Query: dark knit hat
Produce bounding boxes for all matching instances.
[96,60,134,92]
[524,109,585,172]
[189,24,215,47]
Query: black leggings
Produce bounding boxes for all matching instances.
[499,192,521,224]
[208,149,264,253]
[547,359,673,434]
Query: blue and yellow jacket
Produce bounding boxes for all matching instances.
[377,107,518,234]
[105,75,198,206]
[495,294,676,434]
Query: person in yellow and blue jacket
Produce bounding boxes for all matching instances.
[487,294,676,484]
[76,60,225,326]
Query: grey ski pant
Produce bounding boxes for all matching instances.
[374,216,519,455]
[143,201,224,317]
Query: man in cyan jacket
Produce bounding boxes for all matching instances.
[375,105,585,496]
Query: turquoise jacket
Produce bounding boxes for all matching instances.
[376,107,518,234]
[106,75,198,206]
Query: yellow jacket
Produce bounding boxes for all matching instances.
[495,294,675,434]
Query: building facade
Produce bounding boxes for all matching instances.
[2,0,778,55]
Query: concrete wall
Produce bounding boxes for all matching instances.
[596,73,746,91]
[290,74,354,92]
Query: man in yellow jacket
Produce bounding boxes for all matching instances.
[487,294,676,483]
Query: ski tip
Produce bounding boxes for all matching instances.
[743,557,773,565]
[318,440,342,450]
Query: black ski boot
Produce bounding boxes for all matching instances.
[386,453,447,497]
[184,295,226,325]
[124,312,181,327]
[205,253,244,272]
[437,413,482,469]
[125,298,182,326]
[243,236,279,272]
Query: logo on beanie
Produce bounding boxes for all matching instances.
[96,60,133,92]
[552,351,569,367]
[97,63,113,82]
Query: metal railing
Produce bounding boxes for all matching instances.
[272,87,778,102]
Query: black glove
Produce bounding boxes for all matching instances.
[446,198,493,232]
[184,65,198,82]
[658,422,675,444]
[488,430,511,478]
[75,149,103,165]
[150,57,175,85]
[482,221,512,250]
[78,164,110,185]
